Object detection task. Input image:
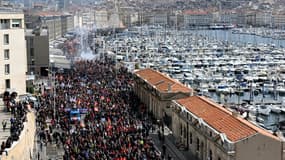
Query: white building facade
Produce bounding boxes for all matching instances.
[0,10,27,95]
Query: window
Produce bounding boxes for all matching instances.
[11,19,21,28]
[4,34,9,45]
[5,64,9,74]
[0,19,10,29]
[30,48,34,57]
[30,39,34,48]
[190,132,192,144]
[209,149,213,160]
[5,79,10,89]
[196,138,200,151]
[4,49,9,60]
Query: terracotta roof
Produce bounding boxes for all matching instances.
[135,68,191,93]
[176,96,258,142]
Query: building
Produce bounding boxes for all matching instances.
[25,12,74,41]
[133,68,193,127]
[25,28,49,76]
[183,10,213,28]
[61,14,74,34]
[24,0,32,9]
[82,9,95,28]
[57,0,69,11]
[0,9,27,94]
[95,9,109,29]
[217,10,238,25]
[149,11,168,26]
[171,96,284,160]
[273,13,285,29]
[256,11,272,27]
[133,68,285,160]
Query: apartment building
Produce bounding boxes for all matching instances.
[0,9,27,94]
[256,11,272,27]
[183,10,212,27]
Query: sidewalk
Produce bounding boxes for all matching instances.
[150,126,197,160]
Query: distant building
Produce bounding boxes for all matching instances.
[272,13,285,29]
[95,9,109,29]
[25,11,74,41]
[82,9,95,28]
[25,28,49,76]
[149,11,168,26]
[0,9,27,94]
[255,11,272,27]
[217,10,238,24]
[73,11,82,28]
[183,10,212,27]
[57,0,69,11]
[24,0,33,9]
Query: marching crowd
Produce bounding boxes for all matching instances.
[36,59,162,160]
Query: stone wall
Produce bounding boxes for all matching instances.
[1,111,36,160]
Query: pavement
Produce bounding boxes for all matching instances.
[150,125,197,160]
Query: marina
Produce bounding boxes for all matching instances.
[87,26,285,135]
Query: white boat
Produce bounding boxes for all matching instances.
[257,105,271,116]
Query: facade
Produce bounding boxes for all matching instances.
[73,11,83,28]
[171,96,284,160]
[149,11,168,26]
[133,68,193,126]
[95,9,109,29]
[25,12,74,41]
[273,13,285,29]
[218,11,238,24]
[0,10,27,94]
[24,0,32,9]
[25,28,49,76]
[57,0,69,11]
[256,11,272,27]
[61,14,74,34]
[82,9,95,28]
[183,10,212,27]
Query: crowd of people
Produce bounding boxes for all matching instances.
[36,59,162,160]
[1,99,29,156]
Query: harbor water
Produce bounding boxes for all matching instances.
[189,29,285,48]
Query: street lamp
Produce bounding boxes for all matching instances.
[45,67,56,119]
